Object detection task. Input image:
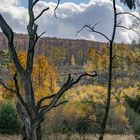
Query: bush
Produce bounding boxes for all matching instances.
[0,102,21,135]
[125,103,140,135]
[58,119,72,134]
[75,118,92,134]
[133,116,140,135]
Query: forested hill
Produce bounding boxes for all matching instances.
[0,32,106,65]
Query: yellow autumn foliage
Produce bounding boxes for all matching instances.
[85,47,109,73]
[0,86,4,102]
[115,104,128,124]
[63,84,139,124]
[1,52,59,103]
[32,55,59,102]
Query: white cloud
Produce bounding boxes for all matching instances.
[0,0,20,5]
[0,0,139,43]
[0,0,28,33]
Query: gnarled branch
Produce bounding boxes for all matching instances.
[34,7,49,21]
[116,25,138,34]
[39,71,97,115]
[0,80,16,93]
[54,0,60,18]
[53,100,68,108]
[77,24,111,42]
[117,12,140,21]
[33,0,39,7]
[40,100,68,111]
[0,14,24,74]
[13,73,31,116]
[37,93,56,109]
[36,31,46,41]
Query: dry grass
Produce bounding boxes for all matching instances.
[0,135,20,140]
[0,134,137,140]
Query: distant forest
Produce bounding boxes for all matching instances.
[0,33,106,65]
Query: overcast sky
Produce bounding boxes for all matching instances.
[0,0,139,43]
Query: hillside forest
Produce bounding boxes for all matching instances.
[0,33,140,137]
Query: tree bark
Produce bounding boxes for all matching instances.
[21,125,41,140]
[16,100,42,140]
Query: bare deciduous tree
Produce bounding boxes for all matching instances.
[0,1,97,140]
[77,0,140,140]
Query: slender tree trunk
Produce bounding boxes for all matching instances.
[99,0,117,140]
[99,46,113,140]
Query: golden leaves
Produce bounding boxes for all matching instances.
[1,52,59,103]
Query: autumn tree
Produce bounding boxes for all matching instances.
[64,85,132,134]
[1,52,59,102]
[121,0,140,118]
[125,41,140,116]
[85,47,108,74]
[71,54,76,66]
[0,1,97,140]
[45,46,66,65]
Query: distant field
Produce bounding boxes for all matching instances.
[0,134,137,140]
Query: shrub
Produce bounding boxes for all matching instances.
[125,103,140,135]
[0,102,21,135]
[58,119,72,134]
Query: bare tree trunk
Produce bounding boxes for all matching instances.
[99,46,113,140]
[37,124,42,140]
[99,0,117,140]
[22,126,41,140]
[19,116,42,140]
[16,99,42,140]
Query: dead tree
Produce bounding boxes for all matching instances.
[0,1,97,140]
[77,0,140,140]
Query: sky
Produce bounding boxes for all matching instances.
[20,0,128,8]
[20,1,91,7]
[0,0,139,43]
